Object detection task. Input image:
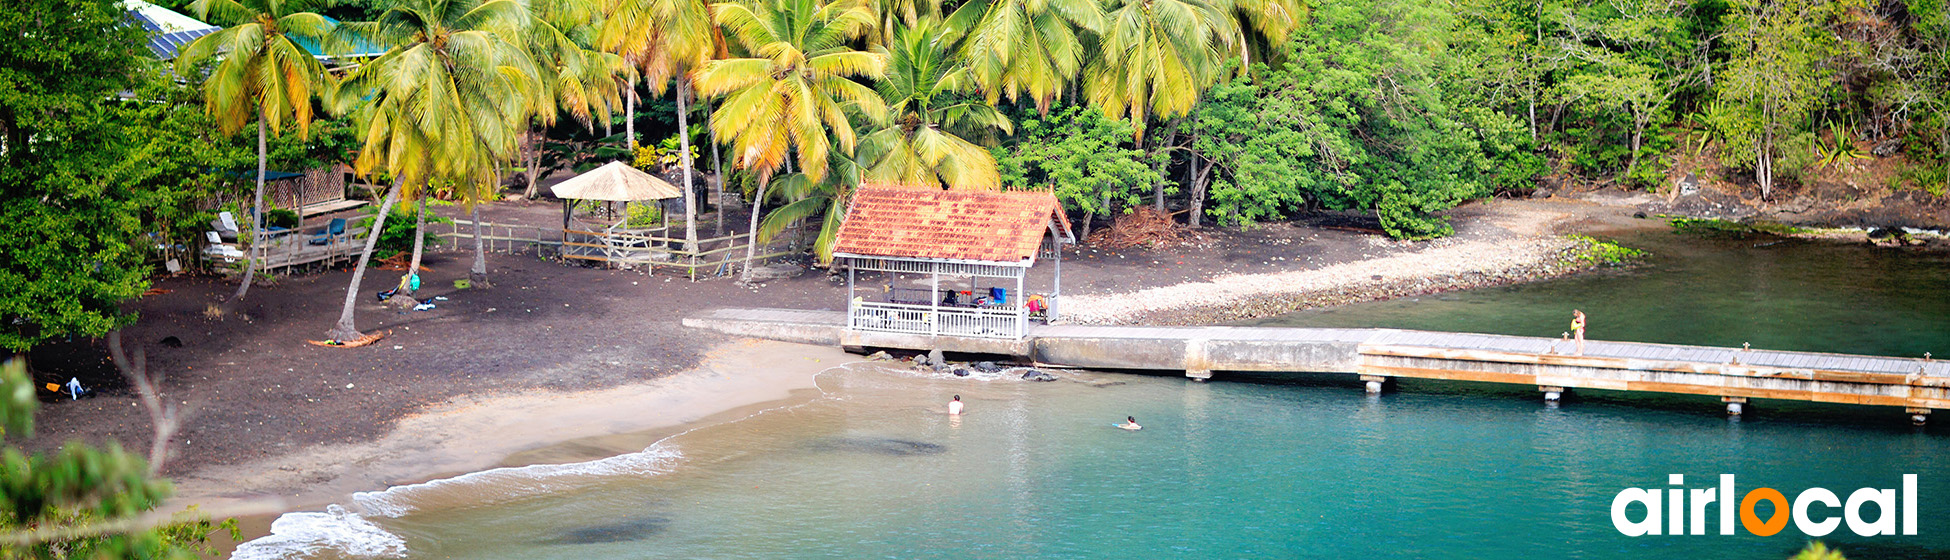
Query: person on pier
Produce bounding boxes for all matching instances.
[1571,310,1587,355]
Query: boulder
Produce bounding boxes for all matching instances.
[973,361,1003,373]
[1021,369,1058,382]
[952,368,970,377]
[927,349,945,365]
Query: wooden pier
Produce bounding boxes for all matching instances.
[684,308,1950,421]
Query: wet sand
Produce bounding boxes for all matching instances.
[172,339,855,516]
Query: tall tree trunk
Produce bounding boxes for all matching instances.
[678,82,698,253]
[402,196,426,295]
[326,180,402,341]
[1189,156,1212,227]
[710,97,726,236]
[625,86,637,148]
[1629,111,1645,178]
[471,204,489,285]
[521,129,543,199]
[738,175,771,284]
[232,118,268,301]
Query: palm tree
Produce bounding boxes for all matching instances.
[599,0,715,253]
[176,0,336,302]
[862,21,1010,189]
[754,148,861,264]
[1082,0,1233,141]
[325,0,541,340]
[692,0,888,282]
[942,0,1104,113]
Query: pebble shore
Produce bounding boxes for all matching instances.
[1061,236,1598,326]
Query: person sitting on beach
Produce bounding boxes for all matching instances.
[1118,416,1142,430]
[948,395,963,415]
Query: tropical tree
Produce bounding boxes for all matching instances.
[1082,0,1234,141]
[692,0,888,282]
[755,147,863,263]
[175,0,336,302]
[326,0,541,340]
[600,0,715,252]
[861,21,1011,189]
[943,0,1105,112]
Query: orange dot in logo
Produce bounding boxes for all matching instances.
[1741,488,1790,536]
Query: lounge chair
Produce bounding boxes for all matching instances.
[204,231,245,261]
[309,218,346,246]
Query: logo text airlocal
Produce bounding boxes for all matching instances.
[1611,475,1917,537]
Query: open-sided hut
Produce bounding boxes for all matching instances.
[833,183,1075,340]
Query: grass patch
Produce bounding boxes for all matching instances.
[1665,216,1808,236]
[1567,235,1647,265]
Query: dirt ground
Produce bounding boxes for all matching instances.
[18,194,1620,488]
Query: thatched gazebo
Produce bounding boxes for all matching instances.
[549,161,683,229]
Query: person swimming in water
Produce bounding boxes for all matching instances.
[1117,416,1142,430]
[948,395,963,415]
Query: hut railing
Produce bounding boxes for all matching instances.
[848,301,1025,339]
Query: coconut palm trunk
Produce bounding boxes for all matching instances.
[738,176,771,283]
[402,197,427,295]
[471,204,489,285]
[709,97,724,236]
[678,82,698,253]
[626,86,636,147]
[233,118,268,301]
[327,180,403,341]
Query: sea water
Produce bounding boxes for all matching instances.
[238,230,1950,559]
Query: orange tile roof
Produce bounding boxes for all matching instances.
[832,183,1072,265]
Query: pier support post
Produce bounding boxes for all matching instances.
[1539,386,1565,403]
[1909,408,1931,425]
[1360,375,1389,394]
[1184,338,1212,382]
[1722,396,1748,416]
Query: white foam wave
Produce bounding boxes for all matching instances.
[231,444,683,559]
[354,444,683,518]
[231,504,406,560]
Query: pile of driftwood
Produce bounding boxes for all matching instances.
[1085,206,1187,249]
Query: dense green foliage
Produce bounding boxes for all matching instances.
[0,360,237,558]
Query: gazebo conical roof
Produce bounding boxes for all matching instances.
[549,161,682,201]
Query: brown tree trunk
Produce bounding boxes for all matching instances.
[1189,156,1212,227]
[326,180,402,341]
[232,118,267,301]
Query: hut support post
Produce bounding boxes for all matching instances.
[929,263,940,336]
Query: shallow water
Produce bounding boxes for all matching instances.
[238,230,1950,560]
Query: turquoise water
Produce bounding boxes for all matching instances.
[1248,230,1950,358]
[239,231,1950,560]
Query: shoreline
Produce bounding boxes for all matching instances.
[171,339,855,523]
[1060,199,1639,326]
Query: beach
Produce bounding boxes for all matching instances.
[18,195,1658,534]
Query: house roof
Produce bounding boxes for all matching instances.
[832,183,1073,265]
[124,0,218,60]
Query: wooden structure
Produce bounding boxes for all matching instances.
[267,165,367,217]
[438,219,796,280]
[831,184,1075,340]
[686,309,1950,423]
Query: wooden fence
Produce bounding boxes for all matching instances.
[440,220,798,280]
